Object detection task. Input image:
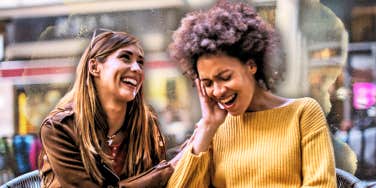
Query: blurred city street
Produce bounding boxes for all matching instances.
[0,0,375,186]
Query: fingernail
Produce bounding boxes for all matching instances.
[218,103,224,109]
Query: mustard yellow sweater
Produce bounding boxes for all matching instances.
[167,98,337,188]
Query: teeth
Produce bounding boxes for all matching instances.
[122,78,137,86]
[220,94,235,104]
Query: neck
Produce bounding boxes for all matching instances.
[247,85,287,112]
[102,101,127,136]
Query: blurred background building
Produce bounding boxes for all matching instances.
[321,0,376,180]
[0,0,375,183]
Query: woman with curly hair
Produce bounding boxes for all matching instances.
[167,1,336,187]
[39,30,173,187]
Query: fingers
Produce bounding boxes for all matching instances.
[200,81,209,97]
[194,79,205,97]
[218,103,225,110]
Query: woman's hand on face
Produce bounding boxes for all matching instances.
[189,79,227,154]
[195,79,227,132]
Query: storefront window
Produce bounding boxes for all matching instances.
[351,6,376,42]
[15,84,69,134]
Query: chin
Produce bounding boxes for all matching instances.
[227,110,242,116]
[125,96,136,102]
[118,93,137,102]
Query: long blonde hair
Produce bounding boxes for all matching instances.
[47,31,164,184]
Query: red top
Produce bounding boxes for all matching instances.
[108,143,126,176]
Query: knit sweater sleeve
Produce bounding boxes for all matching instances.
[167,145,211,188]
[300,98,337,187]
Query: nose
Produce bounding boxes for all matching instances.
[130,61,142,73]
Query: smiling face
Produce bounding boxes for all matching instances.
[91,44,144,104]
[197,53,258,116]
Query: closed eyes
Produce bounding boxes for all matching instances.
[220,74,231,81]
[202,80,212,87]
[201,73,231,88]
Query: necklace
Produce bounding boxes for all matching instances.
[106,128,122,146]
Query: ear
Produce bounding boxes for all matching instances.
[245,59,257,74]
[88,59,101,77]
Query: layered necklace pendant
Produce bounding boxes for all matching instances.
[106,128,122,146]
[107,135,116,146]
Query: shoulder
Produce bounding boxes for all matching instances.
[289,97,323,115]
[40,103,80,150]
[292,97,325,117]
[40,103,76,139]
[41,103,74,127]
[297,97,329,134]
[294,97,321,107]
[256,97,323,117]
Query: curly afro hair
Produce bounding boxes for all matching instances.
[169,0,285,90]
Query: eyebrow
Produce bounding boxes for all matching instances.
[200,69,231,80]
[216,69,231,77]
[118,50,144,59]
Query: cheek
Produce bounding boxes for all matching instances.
[140,72,145,83]
[242,77,257,96]
[243,71,256,85]
[136,72,145,90]
[231,75,254,94]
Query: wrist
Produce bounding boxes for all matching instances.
[191,120,218,154]
[196,119,219,137]
[196,119,219,135]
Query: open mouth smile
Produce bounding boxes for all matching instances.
[121,77,138,88]
[218,94,237,109]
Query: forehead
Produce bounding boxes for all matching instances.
[197,54,243,75]
[114,44,144,57]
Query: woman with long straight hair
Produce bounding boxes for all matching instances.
[39,30,173,187]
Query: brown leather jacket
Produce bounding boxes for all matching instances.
[39,104,172,188]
